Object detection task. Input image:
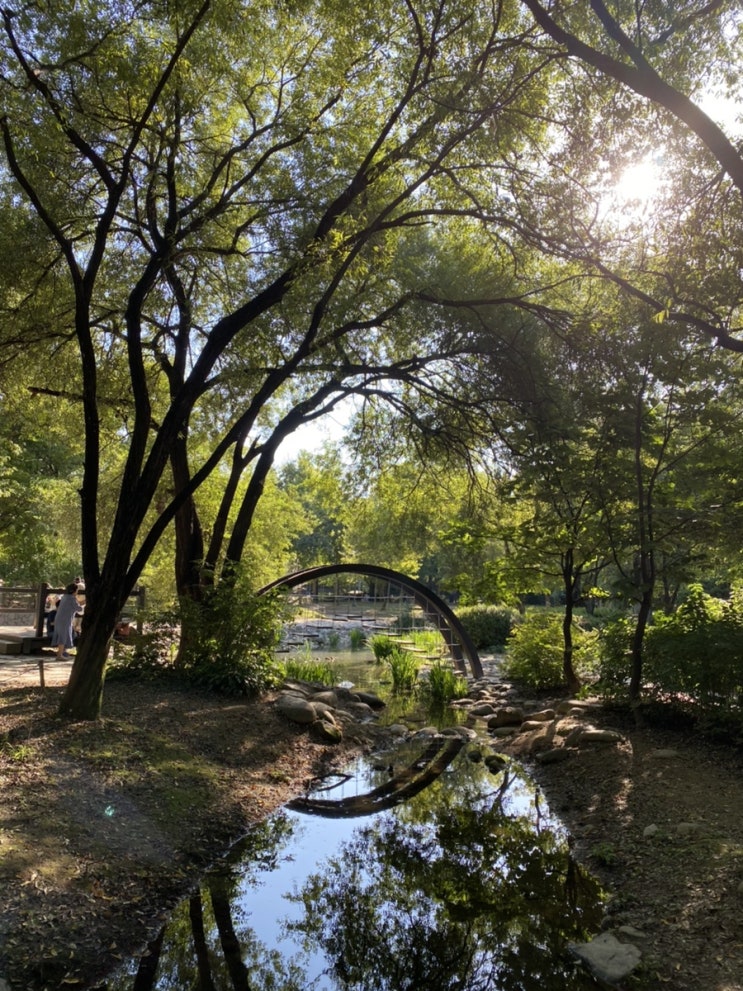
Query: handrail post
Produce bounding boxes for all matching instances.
[35,582,49,638]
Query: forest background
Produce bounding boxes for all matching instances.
[1,0,743,720]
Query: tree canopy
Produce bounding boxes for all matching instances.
[1,0,742,714]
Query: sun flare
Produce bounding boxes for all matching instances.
[613,157,664,207]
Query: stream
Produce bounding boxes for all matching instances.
[104,650,606,990]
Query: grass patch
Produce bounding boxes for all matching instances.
[279,657,334,685]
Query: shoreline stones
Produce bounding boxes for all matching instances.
[275,679,386,743]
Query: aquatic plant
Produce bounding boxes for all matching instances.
[280,656,334,686]
[423,662,468,704]
[388,648,419,692]
[367,633,397,662]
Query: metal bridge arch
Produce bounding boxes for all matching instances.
[258,563,482,679]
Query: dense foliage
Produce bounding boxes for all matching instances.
[1,1,743,715]
[504,611,600,691]
[456,604,518,651]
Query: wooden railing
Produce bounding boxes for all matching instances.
[0,583,146,637]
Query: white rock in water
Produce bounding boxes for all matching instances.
[569,932,641,983]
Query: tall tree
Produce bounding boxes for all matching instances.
[0,0,562,717]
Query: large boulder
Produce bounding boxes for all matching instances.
[276,693,317,725]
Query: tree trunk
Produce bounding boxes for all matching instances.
[58,592,121,719]
[561,549,582,696]
[189,893,216,991]
[629,585,653,701]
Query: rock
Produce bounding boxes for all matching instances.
[555,721,581,736]
[387,723,409,737]
[469,702,497,717]
[342,701,378,722]
[309,719,343,743]
[310,700,335,716]
[582,728,624,744]
[566,727,624,747]
[352,690,386,710]
[276,694,317,724]
[676,822,707,837]
[527,708,556,722]
[643,824,659,839]
[569,932,642,983]
[490,726,519,737]
[412,726,441,739]
[311,690,339,706]
[484,753,508,773]
[556,699,595,715]
[648,748,680,759]
[520,719,549,732]
[440,726,477,740]
[488,706,525,728]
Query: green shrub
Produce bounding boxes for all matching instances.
[503,610,599,690]
[596,617,635,698]
[176,581,283,696]
[422,661,469,704]
[642,584,743,710]
[456,604,518,650]
[388,647,419,692]
[108,612,180,680]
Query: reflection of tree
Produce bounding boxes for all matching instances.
[190,893,217,991]
[113,762,602,991]
[289,767,603,991]
[131,927,164,991]
[209,876,251,991]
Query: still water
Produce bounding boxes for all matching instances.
[106,728,606,990]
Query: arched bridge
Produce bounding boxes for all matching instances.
[258,563,482,679]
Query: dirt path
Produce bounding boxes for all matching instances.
[497,701,743,991]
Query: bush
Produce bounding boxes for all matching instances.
[643,584,743,710]
[596,617,635,698]
[503,610,599,690]
[108,612,180,680]
[456,604,518,650]
[176,581,284,696]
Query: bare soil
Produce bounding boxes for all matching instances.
[0,676,386,990]
[498,700,743,991]
[1,670,743,991]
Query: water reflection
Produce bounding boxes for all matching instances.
[107,744,604,990]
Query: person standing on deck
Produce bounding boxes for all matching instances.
[52,582,83,661]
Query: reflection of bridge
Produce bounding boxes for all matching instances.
[287,736,465,818]
[258,564,482,679]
